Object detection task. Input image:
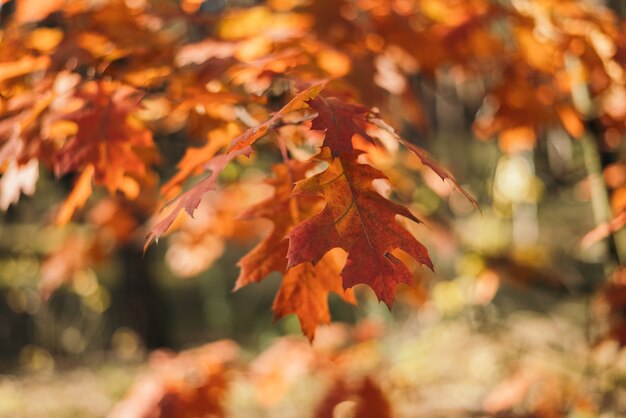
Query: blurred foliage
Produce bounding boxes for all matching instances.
[1,0,626,417]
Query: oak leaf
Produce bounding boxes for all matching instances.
[235,162,354,340]
[287,150,432,308]
[273,252,354,341]
[235,161,319,289]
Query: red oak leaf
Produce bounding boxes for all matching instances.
[235,161,354,340]
[287,150,432,308]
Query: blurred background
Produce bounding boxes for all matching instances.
[1,0,626,417]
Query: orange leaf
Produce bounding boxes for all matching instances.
[235,161,319,289]
[273,250,355,341]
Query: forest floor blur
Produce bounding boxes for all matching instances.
[1,292,625,418]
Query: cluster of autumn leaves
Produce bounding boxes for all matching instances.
[109,331,396,418]
[2,0,626,342]
[0,0,471,339]
[4,0,626,417]
[143,79,466,339]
